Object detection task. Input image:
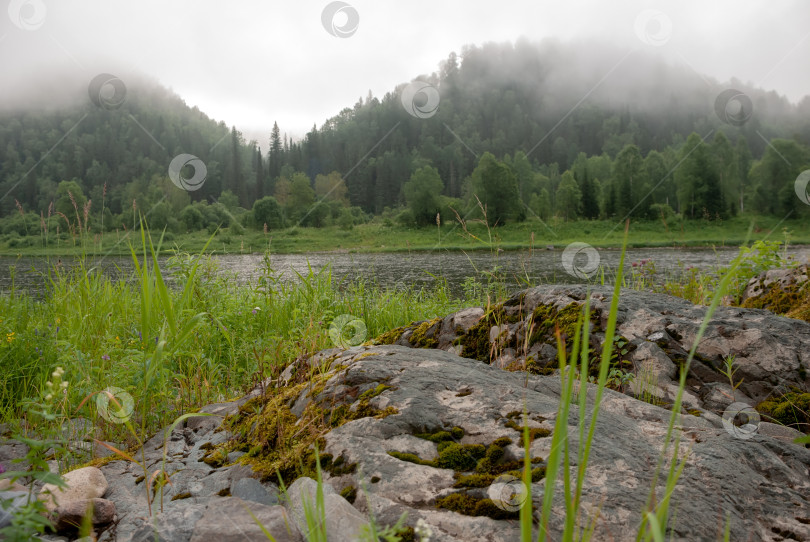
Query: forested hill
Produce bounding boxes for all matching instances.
[2,39,810,234]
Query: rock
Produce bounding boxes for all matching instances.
[740,263,809,313]
[40,466,108,512]
[377,285,810,418]
[54,497,116,531]
[190,497,301,542]
[0,478,27,492]
[127,502,207,542]
[285,477,367,542]
[40,286,809,541]
[231,477,279,506]
[0,490,31,528]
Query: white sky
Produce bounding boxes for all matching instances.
[1,0,808,148]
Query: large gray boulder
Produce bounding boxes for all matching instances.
[22,286,808,541]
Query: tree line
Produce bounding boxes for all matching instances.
[1,39,809,241]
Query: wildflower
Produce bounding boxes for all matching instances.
[102,354,110,361]
[5,331,14,343]
[0,462,4,474]
[415,518,433,541]
[60,381,68,389]
[45,394,53,401]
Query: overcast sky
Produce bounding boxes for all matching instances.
[1,0,808,148]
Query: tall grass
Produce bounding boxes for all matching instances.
[0,227,477,446]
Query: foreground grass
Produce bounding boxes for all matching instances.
[0,245,478,446]
[1,213,807,256]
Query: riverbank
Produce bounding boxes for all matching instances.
[1,213,806,256]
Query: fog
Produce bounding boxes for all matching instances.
[1,0,808,145]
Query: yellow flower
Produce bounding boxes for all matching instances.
[5,332,14,343]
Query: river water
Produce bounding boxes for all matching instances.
[2,245,809,299]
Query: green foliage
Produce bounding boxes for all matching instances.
[403,166,443,226]
[470,153,523,226]
[253,196,284,230]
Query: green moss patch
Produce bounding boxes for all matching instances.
[756,391,810,431]
[414,426,465,442]
[372,326,407,345]
[340,485,357,503]
[203,368,397,485]
[435,493,519,520]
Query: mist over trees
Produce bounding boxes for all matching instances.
[1,39,810,240]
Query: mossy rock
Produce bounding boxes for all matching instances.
[741,279,810,323]
[756,392,810,431]
[435,492,519,520]
[221,368,396,485]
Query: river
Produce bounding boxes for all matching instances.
[2,245,809,298]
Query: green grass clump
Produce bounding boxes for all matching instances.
[0,227,475,446]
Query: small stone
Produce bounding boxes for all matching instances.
[54,498,116,531]
[39,466,108,512]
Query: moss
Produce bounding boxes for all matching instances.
[359,383,392,401]
[395,526,416,542]
[756,392,810,431]
[436,443,487,470]
[455,389,472,397]
[459,315,495,362]
[340,485,357,504]
[217,488,231,496]
[415,426,465,442]
[409,318,443,348]
[504,419,551,441]
[327,454,358,476]
[134,475,145,484]
[171,492,192,501]
[373,326,407,345]
[221,365,398,486]
[370,476,381,483]
[741,281,809,320]
[435,493,519,520]
[387,450,435,466]
[202,447,228,468]
[492,436,513,447]
[454,472,496,488]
